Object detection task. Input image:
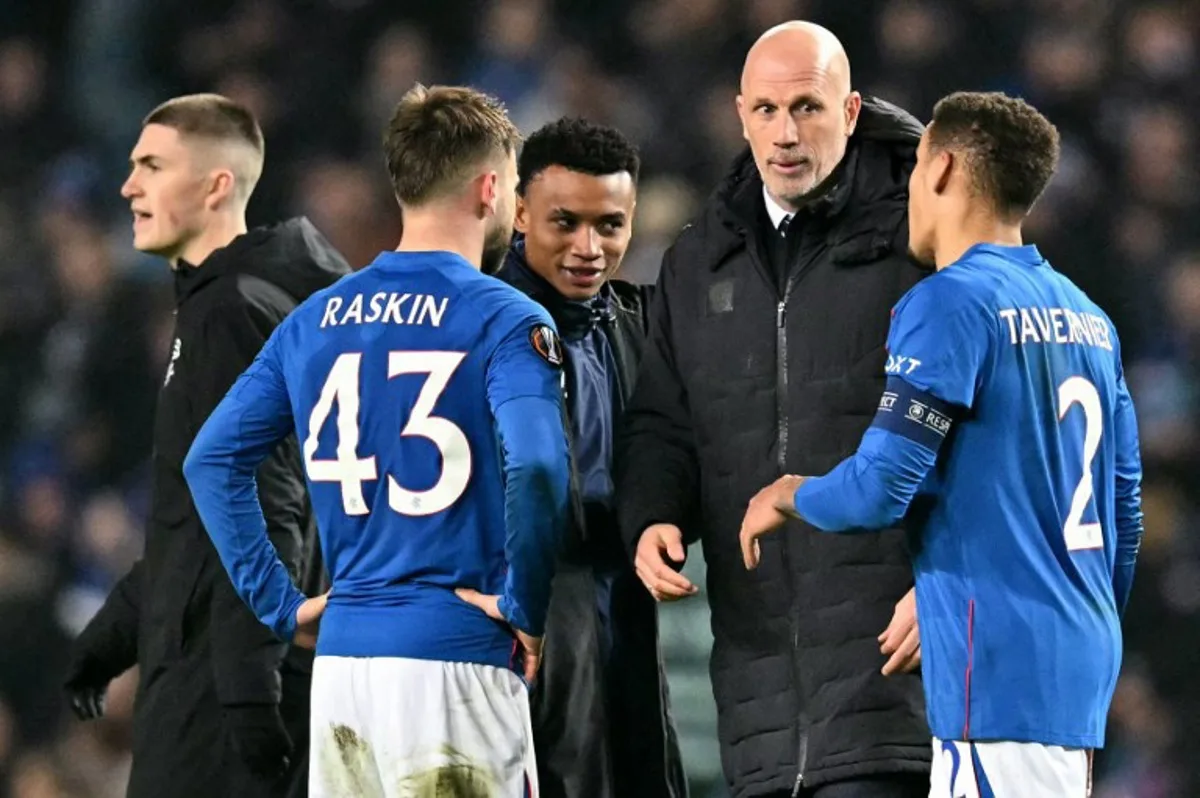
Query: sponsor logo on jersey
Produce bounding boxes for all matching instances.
[886,354,923,375]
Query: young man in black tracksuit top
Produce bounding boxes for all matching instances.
[63,93,349,798]
[495,117,687,798]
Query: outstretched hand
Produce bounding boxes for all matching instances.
[740,475,806,569]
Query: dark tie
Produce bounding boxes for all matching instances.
[768,215,795,292]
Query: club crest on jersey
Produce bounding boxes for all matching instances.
[530,324,564,368]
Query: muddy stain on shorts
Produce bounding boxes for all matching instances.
[321,723,385,797]
[396,745,496,798]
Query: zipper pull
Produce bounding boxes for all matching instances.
[777,301,786,327]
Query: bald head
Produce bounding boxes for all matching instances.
[736,21,861,211]
[742,22,851,99]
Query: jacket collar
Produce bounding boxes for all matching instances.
[708,144,858,272]
[172,226,266,304]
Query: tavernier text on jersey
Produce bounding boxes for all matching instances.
[997,306,1113,351]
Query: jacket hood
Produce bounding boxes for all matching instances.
[174,216,351,304]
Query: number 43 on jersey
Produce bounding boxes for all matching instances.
[303,351,471,518]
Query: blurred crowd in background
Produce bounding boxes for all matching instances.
[0,0,1195,795]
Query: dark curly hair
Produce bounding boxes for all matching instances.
[517,117,640,196]
[928,91,1061,220]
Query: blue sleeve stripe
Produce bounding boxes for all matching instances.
[871,376,959,451]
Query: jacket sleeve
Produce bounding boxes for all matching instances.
[615,241,702,555]
[68,560,142,683]
[187,300,293,707]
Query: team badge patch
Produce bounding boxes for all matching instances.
[529,324,564,367]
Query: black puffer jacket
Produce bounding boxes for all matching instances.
[617,98,932,796]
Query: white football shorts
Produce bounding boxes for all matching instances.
[930,737,1092,798]
[309,655,537,798]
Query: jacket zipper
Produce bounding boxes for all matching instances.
[776,276,809,793]
[776,299,789,471]
[791,733,809,796]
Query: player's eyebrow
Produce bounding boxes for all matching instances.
[788,92,825,110]
[129,154,161,169]
[551,207,627,223]
[753,92,825,110]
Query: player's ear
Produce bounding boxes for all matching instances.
[736,95,749,142]
[843,91,862,137]
[479,170,500,219]
[514,192,530,234]
[932,151,953,196]
[204,167,236,211]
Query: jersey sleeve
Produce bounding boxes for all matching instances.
[793,427,939,532]
[884,278,991,409]
[183,328,307,643]
[487,306,566,409]
[1111,356,1144,615]
[484,310,571,637]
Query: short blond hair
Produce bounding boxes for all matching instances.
[144,93,265,205]
[383,84,521,207]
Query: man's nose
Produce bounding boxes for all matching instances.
[572,227,602,259]
[773,111,800,147]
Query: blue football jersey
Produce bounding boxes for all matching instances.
[185,250,571,672]
[882,243,1143,748]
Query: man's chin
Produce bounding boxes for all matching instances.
[765,170,822,204]
[560,286,602,301]
[554,270,610,301]
[134,238,184,264]
[131,237,160,255]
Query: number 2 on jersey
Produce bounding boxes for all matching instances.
[1057,376,1103,551]
[303,351,471,517]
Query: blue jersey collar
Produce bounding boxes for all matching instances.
[369,250,478,272]
[964,242,1045,266]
